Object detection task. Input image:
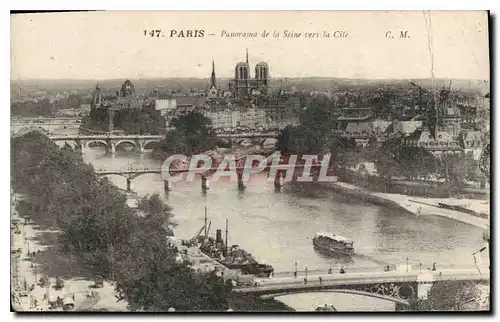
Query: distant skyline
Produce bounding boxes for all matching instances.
[11,11,490,80]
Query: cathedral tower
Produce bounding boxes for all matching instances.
[91,83,102,110]
[210,60,216,88]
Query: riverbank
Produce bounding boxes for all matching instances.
[11,193,128,312]
[326,182,490,229]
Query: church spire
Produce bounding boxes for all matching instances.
[210,60,216,88]
[246,48,249,64]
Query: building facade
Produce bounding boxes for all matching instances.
[202,108,268,129]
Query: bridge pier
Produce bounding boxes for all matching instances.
[126,178,132,192]
[201,176,210,191]
[138,141,145,154]
[108,110,116,132]
[416,271,436,300]
[75,141,85,154]
[106,143,116,156]
[164,180,171,192]
[237,172,245,191]
[274,173,283,192]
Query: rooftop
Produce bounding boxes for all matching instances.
[315,232,353,243]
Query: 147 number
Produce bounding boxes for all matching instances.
[143,30,162,38]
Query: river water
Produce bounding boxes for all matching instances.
[82,147,485,311]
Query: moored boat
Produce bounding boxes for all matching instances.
[196,208,274,277]
[313,232,354,256]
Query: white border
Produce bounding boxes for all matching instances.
[2,1,498,321]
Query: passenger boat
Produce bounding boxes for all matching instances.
[312,232,354,256]
[315,304,338,312]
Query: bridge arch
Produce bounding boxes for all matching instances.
[99,173,129,180]
[236,138,251,146]
[262,138,278,147]
[142,140,159,150]
[261,289,409,305]
[114,140,139,153]
[54,140,78,150]
[128,171,164,180]
[85,140,108,150]
[258,284,415,306]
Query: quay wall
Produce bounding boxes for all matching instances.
[321,182,489,230]
[325,182,413,215]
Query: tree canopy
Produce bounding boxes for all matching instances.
[276,96,336,154]
[402,281,488,311]
[153,111,226,159]
[11,131,233,311]
[114,105,166,135]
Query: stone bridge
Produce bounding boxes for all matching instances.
[94,155,335,193]
[47,133,279,155]
[48,135,163,154]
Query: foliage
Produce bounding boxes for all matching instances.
[11,131,233,311]
[326,136,358,169]
[479,144,490,184]
[11,99,58,117]
[374,137,438,181]
[153,111,223,158]
[11,94,87,117]
[437,154,484,188]
[276,96,336,154]
[114,246,232,311]
[114,105,165,135]
[136,193,176,237]
[402,281,485,311]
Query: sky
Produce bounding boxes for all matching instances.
[10,11,490,80]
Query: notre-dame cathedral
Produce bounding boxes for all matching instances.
[228,49,269,100]
[208,49,269,101]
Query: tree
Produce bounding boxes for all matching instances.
[402,281,486,311]
[327,136,357,170]
[113,106,166,135]
[114,245,232,311]
[439,154,468,188]
[276,125,308,154]
[276,96,336,155]
[373,136,437,181]
[113,195,231,311]
[398,147,437,180]
[153,111,222,159]
[479,144,490,184]
[137,193,176,237]
[12,131,234,311]
[374,148,400,180]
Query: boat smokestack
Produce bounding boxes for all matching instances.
[216,229,223,244]
[225,219,229,255]
[204,206,208,238]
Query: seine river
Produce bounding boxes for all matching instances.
[81,147,485,311]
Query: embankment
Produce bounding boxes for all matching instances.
[326,182,413,214]
[324,182,490,229]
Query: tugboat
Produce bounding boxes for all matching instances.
[197,208,274,277]
[313,232,354,256]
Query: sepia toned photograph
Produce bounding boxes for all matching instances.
[10,10,490,312]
